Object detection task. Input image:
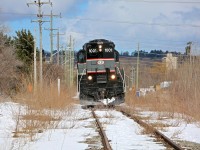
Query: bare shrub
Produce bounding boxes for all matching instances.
[14,79,75,110]
[0,30,22,95]
[11,104,63,141]
[125,90,137,107]
[170,58,200,120]
[11,80,76,141]
[42,63,64,84]
[126,57,200,121]
[11,62,77,140]
[171,129,183,139]
[13,105,22,138]
[103,111,115,119]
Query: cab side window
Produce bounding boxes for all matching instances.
[77,51,86,63]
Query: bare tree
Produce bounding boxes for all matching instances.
[0,26,22,95]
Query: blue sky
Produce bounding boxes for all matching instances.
[1,0,200,54]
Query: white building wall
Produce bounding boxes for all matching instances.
[162,53,177,70]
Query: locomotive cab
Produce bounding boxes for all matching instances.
[77,39,125,105]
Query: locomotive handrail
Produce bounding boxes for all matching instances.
[123,68,126,93]
[78,69,86,93]
[116,67,126,92]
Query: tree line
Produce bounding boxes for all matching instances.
[120,46,192,59]
[120,49,187,58]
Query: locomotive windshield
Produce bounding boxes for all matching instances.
[86,43,114,59]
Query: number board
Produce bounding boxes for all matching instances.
[88,48,97,53]
[105,48,113,52]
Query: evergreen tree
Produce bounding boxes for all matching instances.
[14,29,34,67]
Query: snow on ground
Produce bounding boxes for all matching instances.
[137,110,200,144]
[95,110,166,150]
[100,97,116,105]
[0,101,200,149]
[0,102,102,150]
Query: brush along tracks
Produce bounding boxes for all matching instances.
[86,105,184,150]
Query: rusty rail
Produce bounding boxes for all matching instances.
[119,108,183,150]
[91,109,112,150]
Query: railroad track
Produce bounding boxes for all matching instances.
[117,106,183,150]
[87,105,184,150]
[91,109,112,150]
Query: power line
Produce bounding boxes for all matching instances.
[1,12,199,28]
[67,31,195,50]
[0,12,36,16]
[116,0,200,4]
[78,18,200,28]
[69,30,191,44]
[2,11,199,28]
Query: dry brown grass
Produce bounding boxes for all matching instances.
[125,58,200,122]
[11,78,77,140]
[14,80,75,110]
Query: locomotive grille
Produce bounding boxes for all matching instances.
[97,74,107,83]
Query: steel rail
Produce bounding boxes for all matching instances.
[118,108,183,150]
[91,109,112,150]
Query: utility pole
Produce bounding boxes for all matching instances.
[68,36,72,86]
[27,0,52,86]
[44,10,61,63]
[53,31,65,65]
[130,66,135,89]
[72,38,75,84]
[57,31,60,65]
[190,42,192,64]
[64,45,68,84]
[136,43,140,90]
[60,45,64,66]
[34,30,37,93]
[65,35,75,87]
[70,37,75,87]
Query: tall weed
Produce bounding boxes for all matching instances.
[126,57,200,121]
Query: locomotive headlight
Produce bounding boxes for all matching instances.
[88,75,93,80]
[111,74,116,80]
[99,45,102,52]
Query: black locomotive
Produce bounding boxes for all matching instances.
[77,39,125,105]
